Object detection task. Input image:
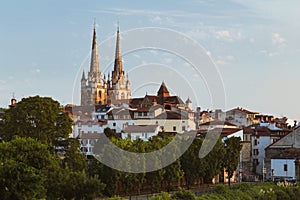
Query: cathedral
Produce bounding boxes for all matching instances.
[80,23,131,106]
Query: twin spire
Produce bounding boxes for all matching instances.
[82,21,123,82]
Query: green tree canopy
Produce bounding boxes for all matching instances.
[0,136,60,199]
[1,96,72,150]
[223,136,242,186]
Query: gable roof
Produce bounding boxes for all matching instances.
[265,126,300,150]
[227,107,259,115]
[199,120,238,127]
[155,110,189,120]
[157,82,170,97]
[123,125,159,133]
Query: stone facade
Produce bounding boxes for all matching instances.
[81,23,130,106]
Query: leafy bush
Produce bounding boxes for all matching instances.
[198,183,300,200]
[151,192,172,200]
[172,188,196,200]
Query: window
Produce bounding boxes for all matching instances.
[254,139,258,145]
[253,159,259,166]
[173,126,176,131]
[165,105,171,110]
[253,149,259,155]
[113,122,116,127]
[138,112,142,116]
[182,126,186,131]
[143,112,147,116]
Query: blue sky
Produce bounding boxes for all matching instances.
[0,0,299,120]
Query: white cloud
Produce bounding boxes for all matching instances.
[215,59,227,65]
[150,16,162,24]
[215,30,242,42]
[30,68,41,74]
[259,49,279,57]
[272,33,286,46]
[164,58,173,63]
[214,55,235,65]
[226,55,235,61]
[216,30,231,39]
[268,52,279,57]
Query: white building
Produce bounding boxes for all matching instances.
[265,127,300,180]
[136,110,196,134]
[122,124,161,141]
[251,126,290,176]
[223,107,258,128]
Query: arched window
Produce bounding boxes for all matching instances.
[121,92,125,99]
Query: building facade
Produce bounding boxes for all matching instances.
[81,23,131,106]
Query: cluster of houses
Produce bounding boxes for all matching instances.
[69,23,300,183]
[1,23,300,184]
[68,94,300,183]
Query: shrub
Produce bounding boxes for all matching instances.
[275,188,290,200]
[215,185,229,194]
[151,192,172,200]
[172,188,196,200]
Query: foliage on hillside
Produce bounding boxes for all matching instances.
[0,96,244,198]
[88,133,242,196]
[148,183,300,200]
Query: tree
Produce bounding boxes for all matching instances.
[0,137,59,200]
[0,96,106,199]
[0,160,46,200]
[163,138,184,192]
[223,137,242,186]
[104,127,116,139]
[202,137,225,184]
[63,138,86,171]
[1,96,72,151]
[181,139,202,189]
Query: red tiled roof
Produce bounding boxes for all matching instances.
[197,128,241,137]
[228,107,259,114]
[199,120,237,127]
[155,110,189,120]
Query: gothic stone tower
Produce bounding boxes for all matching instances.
[107,26,131,102]
[81,22,107,106]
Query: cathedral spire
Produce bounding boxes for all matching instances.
[81,70,86,81]
[89,20,101,81]
[113,24,123,76]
